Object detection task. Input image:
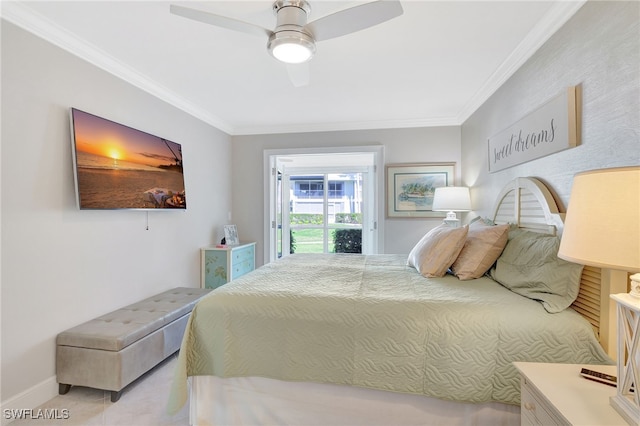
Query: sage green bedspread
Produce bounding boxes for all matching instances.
[168,254,611,413]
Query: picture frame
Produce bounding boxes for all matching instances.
[223,225,239,246]
[385,163,455,218]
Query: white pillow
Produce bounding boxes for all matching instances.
[407,224,468,278]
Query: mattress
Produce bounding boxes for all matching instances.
[168,253,611,414]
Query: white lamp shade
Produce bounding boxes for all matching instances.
[432,187,472,212]
[558,166,640,272]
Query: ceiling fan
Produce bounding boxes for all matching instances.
[170,1,403,86]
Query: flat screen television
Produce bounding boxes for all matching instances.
[70,108,187,210]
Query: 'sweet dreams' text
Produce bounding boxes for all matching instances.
[493,118,556,164]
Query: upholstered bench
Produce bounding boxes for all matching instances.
[56,287,211,402]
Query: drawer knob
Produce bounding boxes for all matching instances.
[524,402,536,411]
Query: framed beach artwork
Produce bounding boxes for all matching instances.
[386,163,455,218]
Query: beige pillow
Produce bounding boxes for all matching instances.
[451,221,509,280]
[407,224,468,277]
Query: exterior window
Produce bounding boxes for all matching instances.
[294,180,344,198]
[328,182,343,198]
[295,179,324,198]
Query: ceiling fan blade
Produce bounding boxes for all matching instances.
[170,4,272,38]
[286,63,311,88]
[305,1,403,42]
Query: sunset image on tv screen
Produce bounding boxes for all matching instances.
[71,108,186,210]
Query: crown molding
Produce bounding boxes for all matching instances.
[235,0,586,135]
[1,1,234,134]
[456,0,587,124]
[1,1,585,136]
[233,115,460,136]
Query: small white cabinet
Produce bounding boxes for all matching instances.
[514,362,625,426]
[201,242,256,289]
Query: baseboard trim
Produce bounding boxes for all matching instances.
[0,376,58,426]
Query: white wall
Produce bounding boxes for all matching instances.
[0,22,231,411]
[4,0,637,415]
[231,126,461,262]
[461,1,639,217]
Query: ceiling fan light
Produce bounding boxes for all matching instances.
[268,30,315,64]
[272,42,312,63]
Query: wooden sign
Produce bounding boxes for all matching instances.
[488,86,581,173]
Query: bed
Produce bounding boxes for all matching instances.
[168,177,617,425]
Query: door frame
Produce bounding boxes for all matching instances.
[263,146,384,264]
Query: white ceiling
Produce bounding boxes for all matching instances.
[2,1,585,135]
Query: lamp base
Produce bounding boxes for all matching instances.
[442,211,461,228]
[610,395,640,426]
[610,293,640,425]
[443,219,461,228]
[630,273,640,298]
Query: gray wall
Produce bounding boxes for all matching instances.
[462,1,640,216]
[1,22,231,409]
[231,126,461,262]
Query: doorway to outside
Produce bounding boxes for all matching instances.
[284,171,364,256]
[265,147,382,264]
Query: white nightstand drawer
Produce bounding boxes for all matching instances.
[514,363,625,426]
[521,377,568,425]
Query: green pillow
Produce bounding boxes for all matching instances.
[490,229,584,313]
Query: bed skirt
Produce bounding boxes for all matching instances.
[189,376,520,426]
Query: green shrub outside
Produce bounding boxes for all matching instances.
[289,213,362,225]
[335,213,362,224]
[333,229,362,253]
[290,229,296,254]
[289,214,323,225]
[288,213,362,254]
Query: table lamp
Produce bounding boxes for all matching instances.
[432,186,471,227]
[557,166,640,425]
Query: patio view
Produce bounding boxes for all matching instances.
[279,173,363,256]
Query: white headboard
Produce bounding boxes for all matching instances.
[491,177,565,235]
[490,177,615,356]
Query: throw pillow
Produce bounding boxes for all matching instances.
[490,230,584,313]
[407,224,468,278]
[451,221,509,280]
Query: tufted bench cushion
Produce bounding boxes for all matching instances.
[56,287,211,402]
[57,288,208,351]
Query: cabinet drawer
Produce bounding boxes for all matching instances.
[233,245,254,263]
[521,377,568,426]
[232,259,254,279]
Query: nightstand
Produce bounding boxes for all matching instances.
[514,362,626,426]
[201,242,256,289]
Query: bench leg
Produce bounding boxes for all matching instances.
[58,384,71,395]
[110,390,122,403]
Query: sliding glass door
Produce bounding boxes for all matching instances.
[266,149,381,263]
[288,173,364,254]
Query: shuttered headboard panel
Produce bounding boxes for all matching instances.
[490,177,611,354]
[573,266,602,333]
[491,177,564,235]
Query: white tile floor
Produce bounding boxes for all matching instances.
[9,355,189,426]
